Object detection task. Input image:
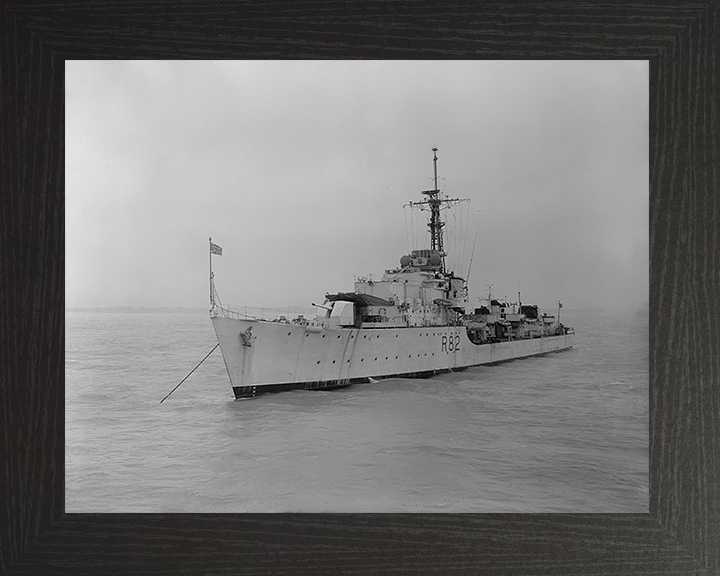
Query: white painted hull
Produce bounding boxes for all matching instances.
[211,315,574,398]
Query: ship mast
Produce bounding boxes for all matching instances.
[406,148,469,272]
[427,148,444,254]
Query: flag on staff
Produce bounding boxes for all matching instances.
[558,302,563,308]
[210,242,222,256]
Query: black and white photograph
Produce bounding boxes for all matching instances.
[66,60,648,513]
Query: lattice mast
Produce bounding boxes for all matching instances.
[428,148,444,253]
[406,148,469,272]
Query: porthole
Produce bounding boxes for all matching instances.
[361,358,364,362]
[317,361,321,364]
[374,357,377,361]
[333,360,336,364]
[288,332,291,336]
[322,334,326,338]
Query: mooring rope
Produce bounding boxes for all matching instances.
[159,343,219,403]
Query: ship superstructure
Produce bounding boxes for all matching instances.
[210,150,574,398]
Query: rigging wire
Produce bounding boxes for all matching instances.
[444,201,471,276]
[466,214,481,281]
[457,205,464,273]
[461,202,471,276]
[452,209,458,272]
[452,205,459,274]
[160,343,219,403]
[404,208,410,253]
[410,203,416,250]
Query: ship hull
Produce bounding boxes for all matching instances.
[211,315,574,399]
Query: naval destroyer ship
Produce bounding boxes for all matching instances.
[211,149,574,399]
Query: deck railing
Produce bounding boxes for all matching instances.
[211,304,326,326]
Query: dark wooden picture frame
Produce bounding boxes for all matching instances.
[2,2,718,574]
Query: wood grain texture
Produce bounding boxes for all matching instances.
[1,1,718,574]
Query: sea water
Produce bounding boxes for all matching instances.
[65,309,648,512]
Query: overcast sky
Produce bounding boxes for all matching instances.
[66,60,648,311]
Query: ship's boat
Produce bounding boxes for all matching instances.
[210,149,574,398]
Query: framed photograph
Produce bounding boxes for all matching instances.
[3,2,717,574]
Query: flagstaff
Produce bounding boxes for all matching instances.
[209,238,222,308]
